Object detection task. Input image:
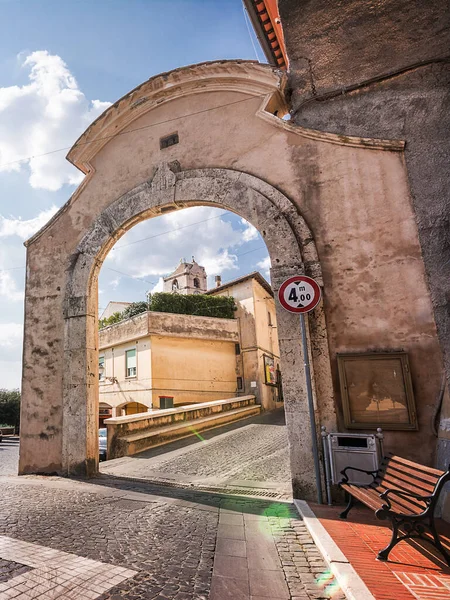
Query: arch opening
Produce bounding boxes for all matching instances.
[96,203,287,489]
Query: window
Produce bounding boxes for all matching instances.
[193,277,200,288]
[268,311,273,326]
[235,343,241,355]
[99,356,105,381]
[160,132,179,149]
[125,349,137,378]
[237,377,243,390]
[160,396,174,409]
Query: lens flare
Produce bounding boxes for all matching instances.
[262,502,292,519]
[316,570,334,586]
[187,425,205,441]
[315,569,345,598]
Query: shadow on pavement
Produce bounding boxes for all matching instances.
[88,472,294,517]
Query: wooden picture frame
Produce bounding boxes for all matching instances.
[337,352,417,430]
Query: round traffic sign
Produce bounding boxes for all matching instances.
[278,276,321,313]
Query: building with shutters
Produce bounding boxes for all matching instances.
[98,268,281,422]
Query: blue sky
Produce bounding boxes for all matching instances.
[0,0,270,388]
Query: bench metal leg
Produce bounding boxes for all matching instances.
[430,519,450,567]
[377,516,450,566]
[377,520,399,561]
[339,492,355,519]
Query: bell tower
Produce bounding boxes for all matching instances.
[163,257,207,295]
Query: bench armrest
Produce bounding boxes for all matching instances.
[339,466,378,485]
[379,488,433,512]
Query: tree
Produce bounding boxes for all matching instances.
[98,311,123,329]
[121,301,148,320]
[0,389,21,431]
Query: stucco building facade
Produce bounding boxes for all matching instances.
[98,270,281,419]
[207,272,281,412]
[98,311,240,417]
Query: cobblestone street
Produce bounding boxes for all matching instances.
[0,476,345,599]
[0,436,19,476]
[0,412,346,598]
[100,409,292,499]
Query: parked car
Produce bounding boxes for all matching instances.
[99,428,107,461]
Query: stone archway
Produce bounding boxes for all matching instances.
[19,57,446,504]
[58,163,333,499]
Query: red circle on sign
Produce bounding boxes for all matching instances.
[278,276,321,313]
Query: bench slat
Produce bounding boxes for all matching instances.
[343,483,426,516]
[382,465,440,488]
[375,475,432,504]
[382,460,441,484]
[372,484,427,514]
[341,484,381,511]
[377,469,437,495]
[387,456,444,482]
[379,463,439,489]
[386,454,445,478]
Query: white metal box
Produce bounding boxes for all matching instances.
[328,433,381,485]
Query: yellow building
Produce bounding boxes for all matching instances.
[207,272,281,411]
[98,270,281,421]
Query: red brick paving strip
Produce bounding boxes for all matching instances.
[310,504,450,600]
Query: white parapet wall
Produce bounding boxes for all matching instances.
[105,395,259,458]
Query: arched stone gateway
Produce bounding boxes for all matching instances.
[63,164,329,498]
[21,61,445,501]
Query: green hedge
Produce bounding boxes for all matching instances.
[99,294,236,328]
[149,293,236,319]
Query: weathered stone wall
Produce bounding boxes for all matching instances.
[279,0,450,470]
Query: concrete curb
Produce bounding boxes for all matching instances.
[294,499,376,600]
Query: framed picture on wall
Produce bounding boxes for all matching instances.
[337,352,418,430]
[263,354,277,386]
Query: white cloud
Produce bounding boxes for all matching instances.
[108,277,121,290]
[150,277,164,294]
[0,361,22,389]
[0,205,61,303]
[0,271,24,303]
[240,218,258,242]
[200,249,238,275]
[107,207,244,281]
[0,50,111,191]
[257,255,271,277]
[0,323,23,347]
[0,205,58,239]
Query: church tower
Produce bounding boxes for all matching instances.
[163,257,207,295]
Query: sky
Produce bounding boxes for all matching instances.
[0,0,271,389]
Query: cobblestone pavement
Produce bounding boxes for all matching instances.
[0,436,19,476]
[0,476,346,599]
[101,409,291,497]
[0,559,31,583]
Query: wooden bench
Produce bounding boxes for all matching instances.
[338,454,450,565]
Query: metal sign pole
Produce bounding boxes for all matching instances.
[299,312,323,505]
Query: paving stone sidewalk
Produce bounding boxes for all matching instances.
[0,476,346,599]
